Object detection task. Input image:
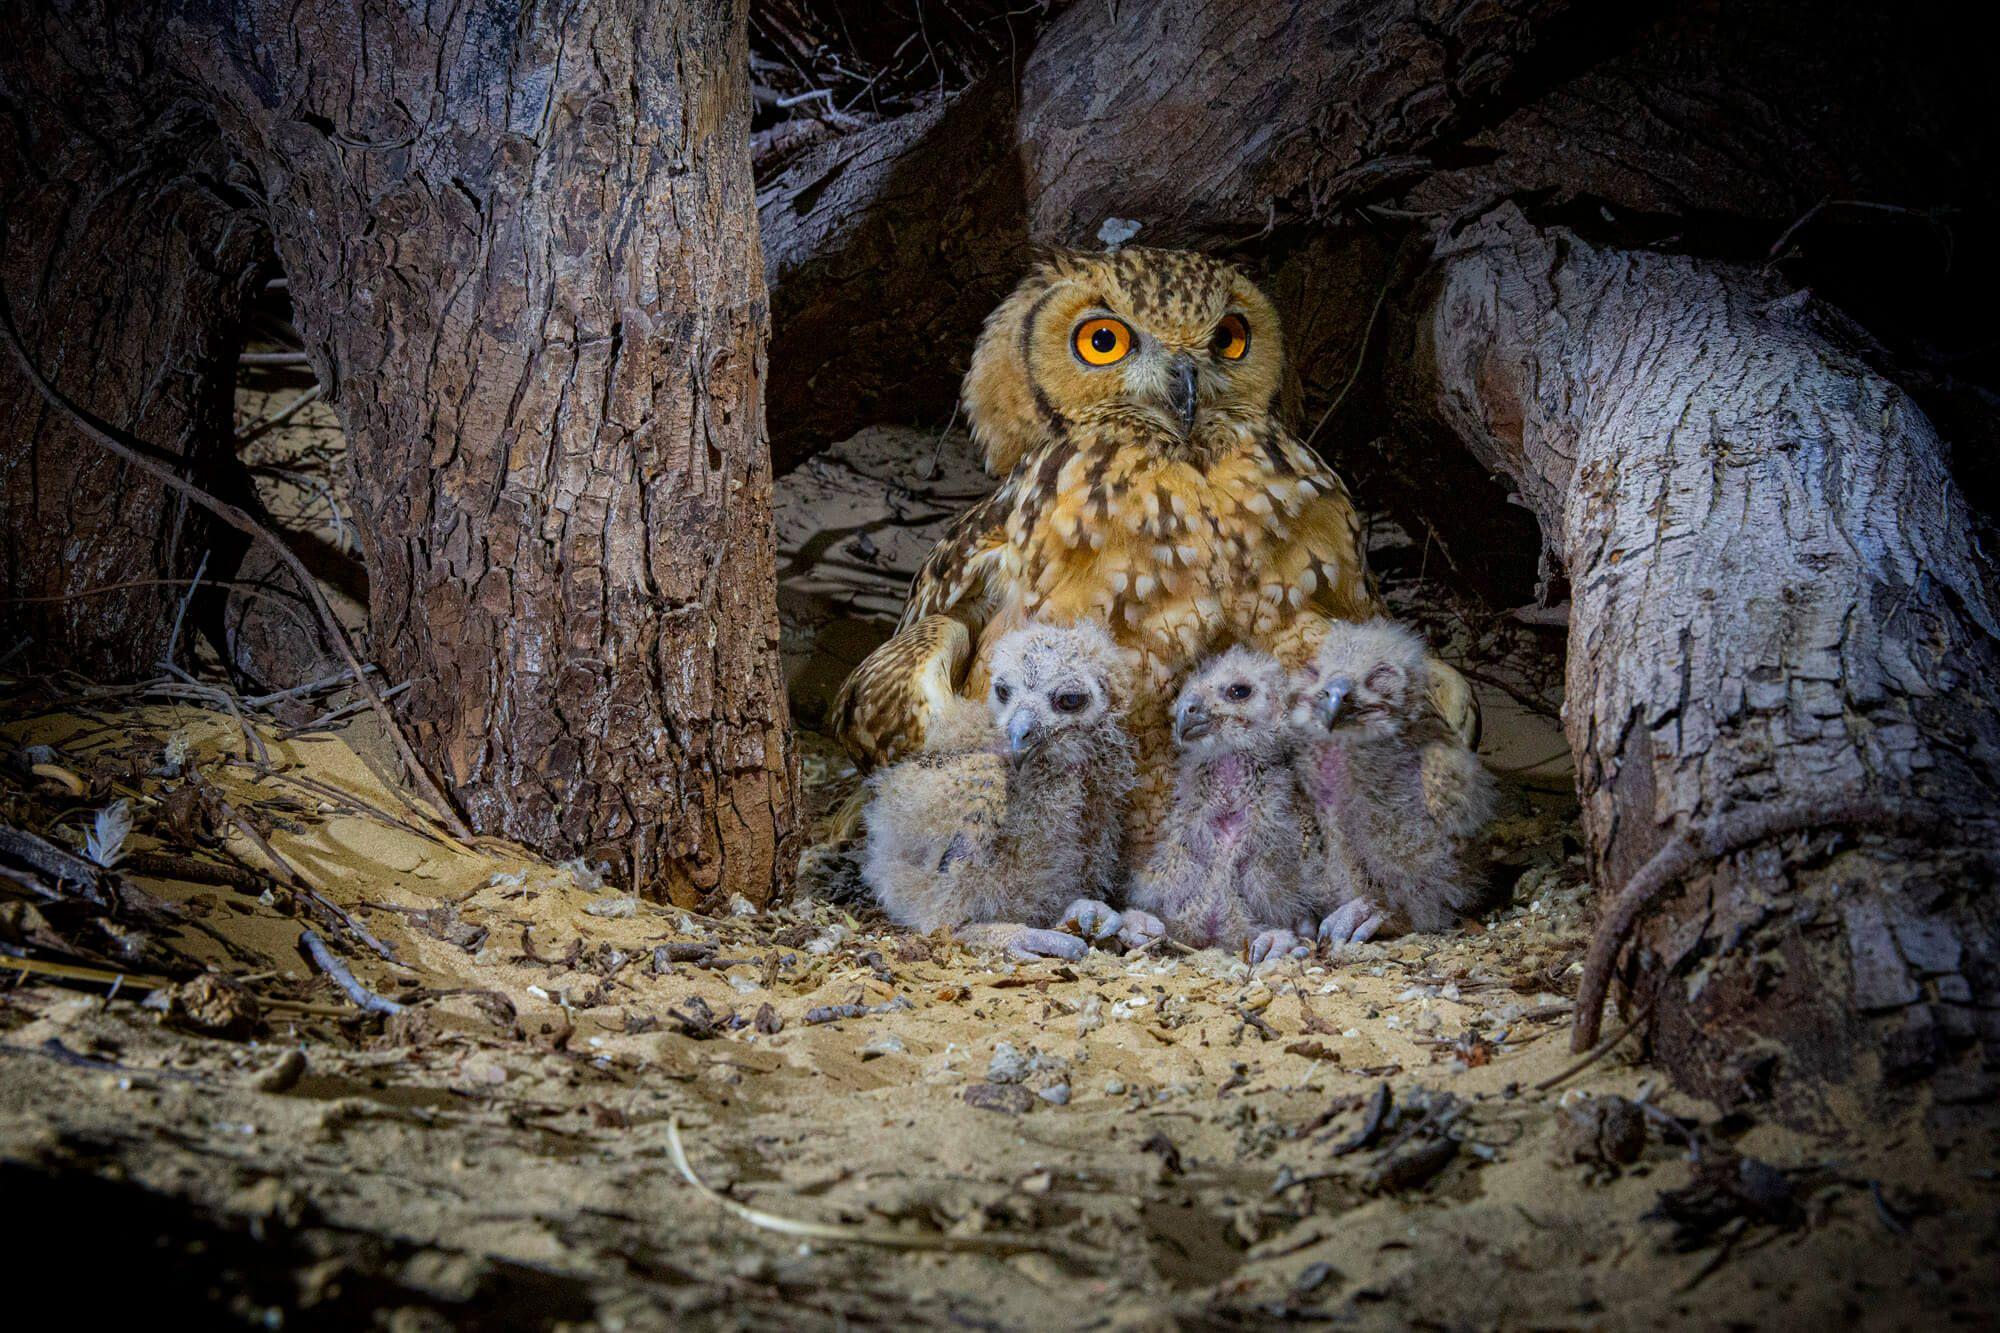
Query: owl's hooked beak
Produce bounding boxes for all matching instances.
[1165,354,1199,437]
[1174,696,1213,744]
[1005,710,1043,756]
[1314,678,1353,729]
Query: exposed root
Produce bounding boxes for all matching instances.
[1573,798,2000,1050]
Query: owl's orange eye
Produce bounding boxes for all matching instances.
[1073,317,1133,367]
[1213,313,1250,361]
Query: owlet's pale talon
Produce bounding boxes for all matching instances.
[1247,928,1308,964]
[1061,898,1124,943]
[1115,907,1167,950]
[1004,926,1090,962]
[1318,898,1385,946]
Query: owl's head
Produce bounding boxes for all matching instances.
[963,247,1285,474]
[1290,619,1432,741]
[983,618,1129,759]
[1171,646,1292,759]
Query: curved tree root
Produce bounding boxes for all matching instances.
[1573,797,2000,1051]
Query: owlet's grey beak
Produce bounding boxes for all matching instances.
[1005,710,1042,755]
[1315,677,1352,729]
[1166,354,1198,437]
[1174,697,1212,743]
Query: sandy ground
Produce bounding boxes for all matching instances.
[1,406,1994,1328]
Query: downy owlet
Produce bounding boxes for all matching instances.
[860,620,1149,960]
[1289,619,1497,943]
[1127,647,1309,959]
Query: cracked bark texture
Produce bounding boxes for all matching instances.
[175,0,799,903]
[0,13,262,676]
[1392,205,2000,1110]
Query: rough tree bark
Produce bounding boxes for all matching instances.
[1390,205,2000,1111]
[1,2,799,906]
[178,1,797,903]
[759,0,1588,470]
[0,18,263,675]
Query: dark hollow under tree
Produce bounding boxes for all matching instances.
[752,0,2000,1113]
[0,1,798,906]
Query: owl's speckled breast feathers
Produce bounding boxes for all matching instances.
[834,247,1469,857]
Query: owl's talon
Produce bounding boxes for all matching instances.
[1247,928,1308,964]
[1010,926,1091,962]
[1318,899,1385,947]
[1061,898,1124,944]
[1115,908,1167,951]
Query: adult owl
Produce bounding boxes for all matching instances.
[833,247,1475,858]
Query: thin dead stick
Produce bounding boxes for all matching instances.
[0,954,171,992]
[230,759,457,850]
[212,794,399,962]
[279,680,410,735]
[1302,273,1392,451]
[1535,1006,1649,1093]
[237,382,324,444]
[238,350,312,366]
[243,665,374,708]
[159,662,268,764]
[0,219,469,840]
[665,1115,1048,1253]
[163,549,209,669]
[122,849,266,890]
[2,578,325,643]
[298,929,405,1014]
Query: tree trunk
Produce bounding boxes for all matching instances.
[759,0,1590,470]
[1390,204,2000,1114]
[0,17,262,676]
[3,2,797,905]
[171,0,798,903]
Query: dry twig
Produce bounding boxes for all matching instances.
[665,1115,1048,1253]
[299,929,405,1014]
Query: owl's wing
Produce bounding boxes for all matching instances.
[1418,735,1498,839]
[899,488,1013,628]
[834,490,1016,769]
[833,614,974,768]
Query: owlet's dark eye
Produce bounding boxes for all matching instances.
[1212,313,1250,361]
[1225,681,1253,701]
[994,683,1012,705]
[1051,690,1089,713]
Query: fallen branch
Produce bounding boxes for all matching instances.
[0,825,109,905]
[1537,1007,1650,1092]
[237,382,324,444]
[0,216,470,841]
[298,928,405,1015]
[210,791,400,962]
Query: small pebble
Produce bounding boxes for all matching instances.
[987,1042,1032,1084]
[1037,1082,1071,1105]
[584,896,638,918]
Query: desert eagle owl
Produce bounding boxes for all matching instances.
[834,247,1476,859]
